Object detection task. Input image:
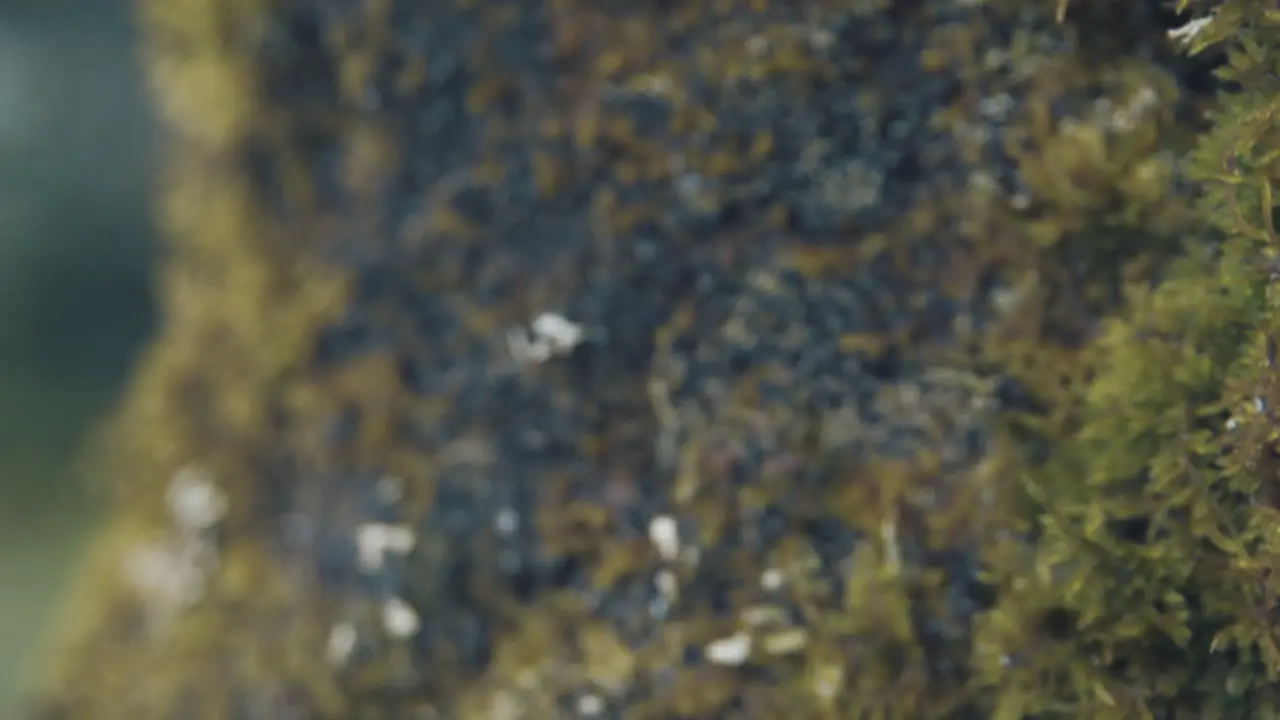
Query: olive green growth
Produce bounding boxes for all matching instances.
[983,2,1280,716]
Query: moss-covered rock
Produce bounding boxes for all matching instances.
[29,0,1280,717]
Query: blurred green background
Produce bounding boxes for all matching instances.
[0,0,155,714]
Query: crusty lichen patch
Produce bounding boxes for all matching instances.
[33,0,1280,718]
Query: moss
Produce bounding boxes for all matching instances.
[29,0,1280,718]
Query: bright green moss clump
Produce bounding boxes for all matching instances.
[26,0,1280,718]
[970,3,1280,716]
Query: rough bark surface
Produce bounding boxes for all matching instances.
[34,1,1280,718]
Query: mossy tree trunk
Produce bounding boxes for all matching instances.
[27,1,1280,718]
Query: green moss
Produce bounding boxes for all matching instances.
[960,4,1280,716]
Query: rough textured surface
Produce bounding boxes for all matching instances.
[32,0,1280,718]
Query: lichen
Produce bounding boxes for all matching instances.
[28,0,1280,718]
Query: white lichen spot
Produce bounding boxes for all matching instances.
[166,464,227,534]
[576,693,605,717]
[508,311,585,365]
[1167,15,1213,44]
[532,312,584,353]
[760,567,784,591]
[705,631,752,666]
[494,507,520,536]
[356,523,417,572]
[382,596,421,638]
[122,539,215,630]
[648,515,680,562]
[126,465,229,630]
[326,621,358,666]
[507,328,552,364]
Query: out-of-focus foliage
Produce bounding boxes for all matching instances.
[0,2,153,714]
